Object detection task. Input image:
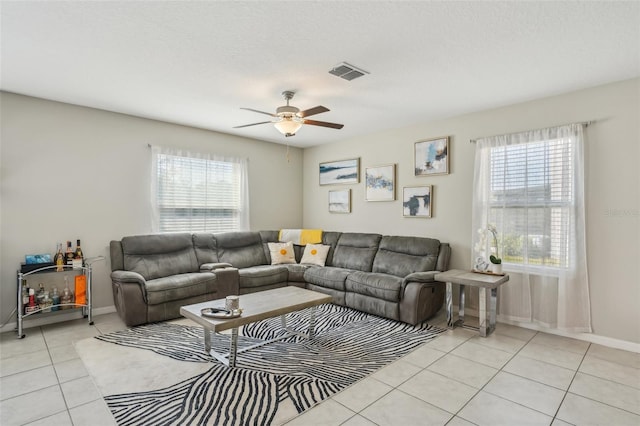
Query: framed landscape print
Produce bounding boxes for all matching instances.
[365,164,396,201]
[319,158,360,185]
[414,136,449,176]
[403,185,432,218]
[329,189,351,213]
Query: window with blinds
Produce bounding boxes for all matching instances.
[155,153,243,233]
[488,137,574,268]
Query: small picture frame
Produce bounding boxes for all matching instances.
[319,158,360,186]
[403,185,432,218]
[329,189,351,213]
[414,136,449,176]
[365,164,396,202]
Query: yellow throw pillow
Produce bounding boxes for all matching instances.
[300,244,330,266]
[268,241,296,265]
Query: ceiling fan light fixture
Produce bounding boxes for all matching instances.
[274,116,303,136]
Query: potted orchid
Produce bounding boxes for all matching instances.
[487,224,503,274]
[474,224,503,274]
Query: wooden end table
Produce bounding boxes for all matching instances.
[435,269,509,337]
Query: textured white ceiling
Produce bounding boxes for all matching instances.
[1,1,639,148]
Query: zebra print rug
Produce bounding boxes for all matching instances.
[91,304,444,425]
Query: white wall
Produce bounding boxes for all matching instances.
[303,78,640,345]
[0,92,303,325]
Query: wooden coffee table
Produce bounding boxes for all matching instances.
[180,286,332,367]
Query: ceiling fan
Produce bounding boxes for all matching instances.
[233,91,344,137]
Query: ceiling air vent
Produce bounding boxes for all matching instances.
[329,62,369,81]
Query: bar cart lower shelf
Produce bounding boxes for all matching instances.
[16,256,104,338]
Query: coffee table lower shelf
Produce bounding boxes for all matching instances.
[180,287,333,368]
[205,311,320,367]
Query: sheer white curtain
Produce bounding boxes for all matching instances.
[151,146,250,233]
[471,124,591,333]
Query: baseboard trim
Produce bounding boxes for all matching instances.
[500,318,640,353]
[6,304,638,353]
[0,305,117,334]
[454,305,639,353]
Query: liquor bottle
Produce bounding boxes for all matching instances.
[36,283,46,309]
[22,280,30,314]
[26,288,38,314]
[74,239,84,262]
[61,277,73,309]
[54,243,64,272]
[75,275,86,306]
[51,287,60,311]
[72,239,84,270]
[65,241,74,266]
[42,291,52,313]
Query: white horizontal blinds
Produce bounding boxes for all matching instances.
[488,133,574,268]
[472,123,591,332]
[155,151,244,233]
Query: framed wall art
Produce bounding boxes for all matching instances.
[319,158,360,185]
[329,189,351,213]
[403,185,432,218]
[365,164,396,201]
[414,136,449,176]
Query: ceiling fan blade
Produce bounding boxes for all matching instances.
[298,106,329,118]
[233,121,272,129]
[240,107,276,117]
[303,119,344,129]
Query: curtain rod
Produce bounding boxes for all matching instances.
[469,120,595,143]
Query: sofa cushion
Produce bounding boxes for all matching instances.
[300,244,330,266]
[215,232,267,269]
[331,233,382,272]
[321,231,341,266]
[285,264,313,282]
[303,266,353,292]
[372,236,441,277]
[238,265,289,289]
[192,233,219,265]
[121,233,199,280]
[268,242,296,264]
[345,271,403,302]
[145,272,217,305]
[345,292,399,321]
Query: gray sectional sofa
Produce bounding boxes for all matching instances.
[109,230,451,326]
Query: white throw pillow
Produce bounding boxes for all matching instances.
[268,241,296,265]
[300,244,330,266]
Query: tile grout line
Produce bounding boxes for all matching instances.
[331,328,472,425]
[550,341,591,424]
[558,348,640,419]
[331,332,460,424]
[450,329,544,424]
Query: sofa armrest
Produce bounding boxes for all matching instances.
[110,271,148,326]
[200,262,233,272]
[111,270,146,285]
[400,271,440,299]
[403,271,438,284]
[111,270,147,303]
[204,267,240,296]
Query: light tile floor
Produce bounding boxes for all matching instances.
[1,309,639,426]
